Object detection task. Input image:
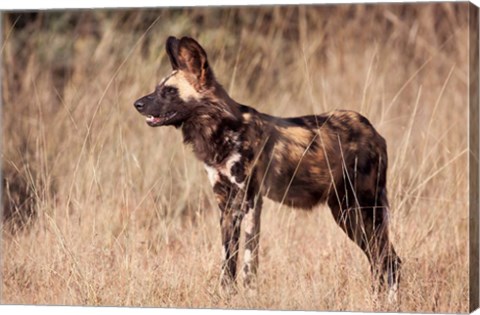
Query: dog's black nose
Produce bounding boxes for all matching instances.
[134,100,144,110]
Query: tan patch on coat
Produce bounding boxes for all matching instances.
[279,126,313,146]
[164,70,201,101]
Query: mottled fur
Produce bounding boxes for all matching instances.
[134,36,401,299]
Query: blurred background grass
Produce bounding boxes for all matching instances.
[1,3,471,312]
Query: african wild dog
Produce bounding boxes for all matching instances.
[134,36,402,301]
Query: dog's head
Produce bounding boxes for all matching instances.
[133,36,215,127]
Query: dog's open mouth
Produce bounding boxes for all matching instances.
[145,112,177,126]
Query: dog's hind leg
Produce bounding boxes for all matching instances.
[327,188,402,304]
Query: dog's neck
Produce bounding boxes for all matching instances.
[181,89,244,165]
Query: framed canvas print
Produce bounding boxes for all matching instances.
[1,1,479,314]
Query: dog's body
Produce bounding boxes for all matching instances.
[134,36,401,300]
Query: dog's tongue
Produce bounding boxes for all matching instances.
[145,112,177,125]
[146,115,163,124]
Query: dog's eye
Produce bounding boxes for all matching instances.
[163,86,176,95]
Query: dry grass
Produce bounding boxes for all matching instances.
[1,3,471,312]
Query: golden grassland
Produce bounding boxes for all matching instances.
[1,3,471,312]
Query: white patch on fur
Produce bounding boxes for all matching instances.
[164,70,201,101]
[244,207,255,235]
[219,152,245,189]
[243,247,257,291]
[204,164,219,186]
[388,283,398,304]
[221,246,226,260]
[204,147,245,190]
[244,249,252,265]
[242,113,252,122]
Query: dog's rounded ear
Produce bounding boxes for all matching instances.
[177,37,214,89]
[166,36,180,70]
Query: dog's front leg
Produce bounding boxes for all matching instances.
[211,175,245,293]
[219,206,243,291]
[242,195,262,291]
